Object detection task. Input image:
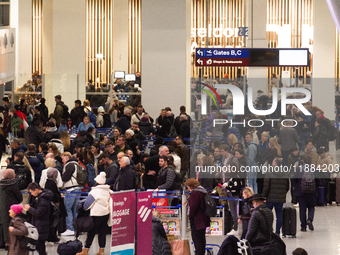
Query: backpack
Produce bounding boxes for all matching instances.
[57,240,82,255]
[70,162,88,187]
[166,119,177,138]
[205,193,217,217]
[301,170,316,194]
[19,222,39,251]
[61,104,69,121]
[85,163,96,187]
[102,114,112,128]
[88,111,96,124]
[15,164,31,190]
[171,169,182,190]
[217,235,239,255]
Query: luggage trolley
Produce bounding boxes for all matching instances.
[205,205,225,236]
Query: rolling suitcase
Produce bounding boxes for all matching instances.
[328,181,336,204]
[336,178,340,205]
[317,186,325,206]
[282,207,296,237]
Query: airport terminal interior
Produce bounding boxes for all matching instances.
[1,0,340,254]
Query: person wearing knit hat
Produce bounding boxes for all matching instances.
[125,129,134,138]
[8,204,28,255]
[94,172,106,185]
[3,168,15,179]
[77,172,112,255]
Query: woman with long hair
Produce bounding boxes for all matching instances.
[110,127,121,143]
[83,100,92,114]
[136,153,149,188]
[266,137,282,166]
[91,142,102,166]
[60,131,71,152]
[48,143,62,164]
[227,133,238,153]
[108,98,120,122]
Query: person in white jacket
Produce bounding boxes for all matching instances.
[76,172,113,255]
[96,106,105,128]
[39,158,63,188]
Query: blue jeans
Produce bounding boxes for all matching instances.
[64,188,81,231]
[300,132,310,152]
[248,169,258,194]
[266,202,283,235]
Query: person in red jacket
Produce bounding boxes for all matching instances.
[185,178,210,255]
[14,105,27,132]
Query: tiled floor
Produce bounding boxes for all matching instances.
[1,142,340,254]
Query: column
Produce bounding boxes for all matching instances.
[42,0,86,112]
[312,0,335,120]
[141,0,191,120]
[10,0,32,89]
[246,0,268,101]
[112,0,129,72]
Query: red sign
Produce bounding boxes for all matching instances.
[159,210,176,215]
[195,57,249,66]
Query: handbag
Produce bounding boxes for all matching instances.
[23,119,29,131]
[170,239,190,255]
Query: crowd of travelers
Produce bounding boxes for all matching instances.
[0,86,327,255]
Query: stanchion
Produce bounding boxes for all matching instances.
[181,189,187,239]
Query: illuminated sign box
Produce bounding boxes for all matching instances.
[195,48,309,67]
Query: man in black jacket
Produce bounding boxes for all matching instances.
[156,156,175,191]
[246,194,274,248]
[27,120,44,150]
[24,182,53,255]
[113,156,136,191]
[70,100,86,127]
[262,158,290,235]
[118,108,132,134]
[7,152,32,192]
[315,111,333,151]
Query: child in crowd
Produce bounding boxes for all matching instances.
[8,204,29,255]
[238,187,254,239]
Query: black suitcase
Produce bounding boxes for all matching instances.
[282,207,296,237]
[317,186,325,206]
[328,181,336,204]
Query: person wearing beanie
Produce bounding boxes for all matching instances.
[96,106,105,128]
[125,129,140,163]
[0,169,23,249]
[8,204,28,255]
[76,172,113,255]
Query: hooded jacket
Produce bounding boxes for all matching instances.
[28,189,54,240]
[152,215,172,255]
[8,213,28,255]
[0,178,23,243]
[84,184,113,216]
[188,186,210,230]
[246,140,258,167]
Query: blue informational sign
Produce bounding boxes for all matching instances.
[196,48,249,58]
[238,27,248,37]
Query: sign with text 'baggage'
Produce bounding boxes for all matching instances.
[110,190,136,255]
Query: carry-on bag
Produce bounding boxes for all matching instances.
[316,186,325,206]
[282,207,297,237]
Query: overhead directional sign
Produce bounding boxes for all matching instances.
[195,48,309,67]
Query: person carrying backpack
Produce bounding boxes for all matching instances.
[24,183,54,255]
[8,204,29,255]
[60,152,82,236]
[184,178,210,255]
[292,155,318,232]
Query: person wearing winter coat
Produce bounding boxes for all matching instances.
[26,121,44,149]
[77,172,113,255]
[245,194,274,248]
[312,120,328,149]
[316,147,333,204]
[45,168,62,243]
[238,187,254,240]
[301,140,318,166]
[6,139,27,164]
[156,156,176,191]
[184,178,210,255]
[118,108,132,135]
[245,133,259,193]
[96,106,105,128]
[125,129,140,163]
[8,204,28,255]
[26,144,45,183]
[70,100,86,127]
[8,109,23,137]
[111,156,136,191]
[262,158,290,235]
[0,169,23,249]
[152,211,172,255]
[278,121,300,166]
[24,183,53,255]
[43,122,60,144]
[178,115,190,138]
[138,114,154,137]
